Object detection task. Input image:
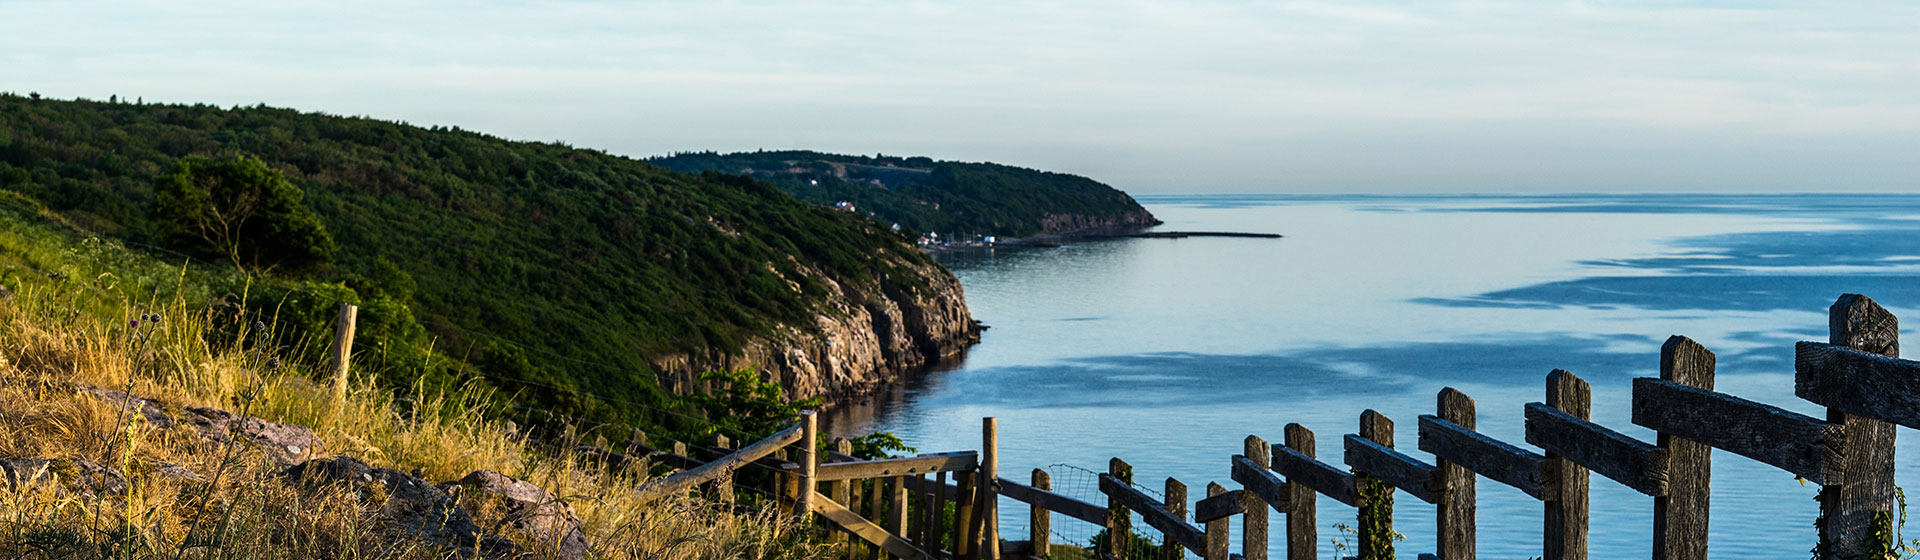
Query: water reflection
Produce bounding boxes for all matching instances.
[854,194,1920,559]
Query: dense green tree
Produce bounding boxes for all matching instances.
[152,155,333,272]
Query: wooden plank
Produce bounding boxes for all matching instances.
[1542,370,1591,560]
[1344,434,1441,504]
[1165,478,1188,560]
[1632,378,1840,483]
[1357,410,1397,560]
[1231,455,1292,513]
[888,476,909,540]
[1106,458,1131,560]
[982,417,1001,560]
[1651,335,1713,560]
[956,471,977,558]
[634,422,805,504]
[928,472,946,555]
[847,468,866,560]
[1271,444,1360,507]
[1204,482,1231,560]
[796,451,980,482]
[798,412,818,519]
[999,540,1033,556]
[829,439,851,554]
[1418,415,1546,499]
[1435,387,1476,560]
[810,492,933,560]
[1029,469,1051,559]
[1283,423,1316,560]
[1814,293,1901,560]
[901,474,965,502]
[998,475,1107,526]
[1100,473,1207,551]
[1195,488,1247,523]
[1527,402,1668,496]
[1797,341,1920,431]
[1243,436,1271,560]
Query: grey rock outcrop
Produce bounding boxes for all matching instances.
[186,407,324,467]
[442,470,589,560]
[652,257,979,405]
[286,457,521,559]
[0,457,127,495]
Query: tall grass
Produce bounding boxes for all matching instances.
[0,251,832,558]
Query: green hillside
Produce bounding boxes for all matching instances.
[0,94,947,431]
[649,150,1160,239]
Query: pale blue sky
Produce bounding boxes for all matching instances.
[4,1,1916,193]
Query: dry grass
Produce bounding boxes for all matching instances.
[0,280,835,560]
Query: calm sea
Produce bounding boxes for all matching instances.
[827,193,1920,559]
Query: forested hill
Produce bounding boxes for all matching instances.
[0,94,976,431]
[648,150,1161,239]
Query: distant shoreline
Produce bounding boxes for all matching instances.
[920,228,1281,253]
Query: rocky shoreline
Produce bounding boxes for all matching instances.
[649,254,981,407]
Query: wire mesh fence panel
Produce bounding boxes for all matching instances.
[1032,463,1183,560]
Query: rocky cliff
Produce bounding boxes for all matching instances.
[1038,208,1163,237]
[649,257,979,404]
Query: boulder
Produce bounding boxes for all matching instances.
[285,457,521,559]
[187,407,323,466]
[443,470,589,560]
[0,457,127,495]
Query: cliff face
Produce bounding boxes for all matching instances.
[649,258,979,404]
[1039,208,1163,236]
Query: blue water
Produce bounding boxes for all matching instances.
[832,194,1920,559]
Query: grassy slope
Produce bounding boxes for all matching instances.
[0,95,946,429]
[0,202,824,559]
[648,150,1158,238]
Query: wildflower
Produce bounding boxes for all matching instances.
[253,320,266,332]
[266,357,280,369]
[129,319,140,328]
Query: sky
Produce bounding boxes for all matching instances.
[4,1,1917,193]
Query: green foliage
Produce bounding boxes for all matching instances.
[0,94,947,431]
[845,432,915,460]
[151,155,333,272]
[1088,528,1164,560]
[649,150,1158,238]
[687,368,823,440]
[1354,474,1404,560]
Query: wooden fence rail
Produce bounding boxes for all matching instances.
[620,293,1914,560]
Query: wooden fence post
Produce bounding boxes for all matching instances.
[1108,457,1134,560]
[712,434,736,503]
[798,410,818,520]
[1284,424,1316,560]
[1544,370,1591,560]
[1205,482,1232,560]
[1358,410,1396,560]
[1031,468,1051,559]
[1165,478,1188,560]
[327,303,357,420]
[930,471,949,554]
[1437,388,1477,560]
[1245,435,1271,560]
[1655,337,1713,560]
[1820,294,1900,560]
[957,471,977,558]
[889,476,910,543]
[982,417,1001,560]
[847,471,866,560]
[830,438,851,551]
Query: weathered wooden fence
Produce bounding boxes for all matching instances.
[634,293,1918,560]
